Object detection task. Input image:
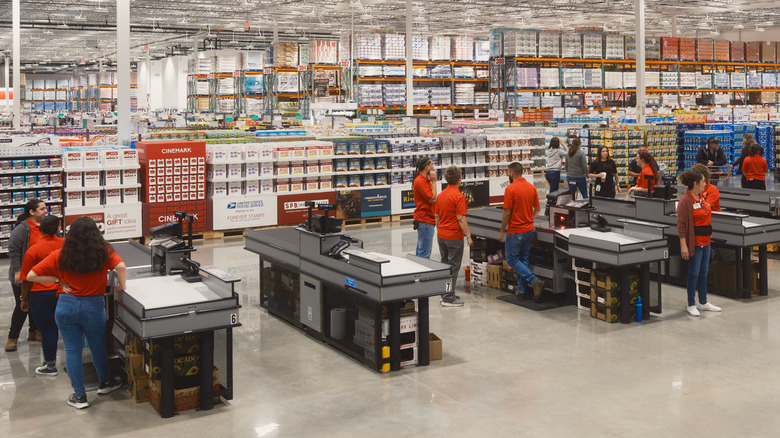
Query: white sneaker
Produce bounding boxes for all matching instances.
[687,306,700,316]
[696,302,722,312]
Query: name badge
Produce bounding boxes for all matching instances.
[693,202,701,209]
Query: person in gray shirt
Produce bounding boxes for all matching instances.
[544,137,567,193]
[565,137,589,199]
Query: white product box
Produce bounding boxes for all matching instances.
[306,146,320,158]
[208,164,228,180]
[83,151,100,168]
[66,172,83,188]
[306,162,319,174]
[319,161,333,173]
[84,189,101,206]
[64,151,83,169]
[83,171,101,187]
[276,181,290,192]
[259,144,275,159]
[319,178,332,190]
[228,181,242,196]
[67,191,83,207]
[290,179,304,192]
[227,163,242,179]
[105,188,122,205]
[207,182,228,198]
[290,161,305,175]
[260,181,274,193]
[244,144,260,161]
[121,149,138,165]
[102,150,121,167]
[306,179,319,191]
[207,145,228,163]
[260,163,274,176]
[244,180,260,195]
[276,146,291,159]
[319,146,333,157]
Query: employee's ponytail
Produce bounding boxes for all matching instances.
[14,198,43,227]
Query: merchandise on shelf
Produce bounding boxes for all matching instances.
[412,35,430,61]
[678,38,696,61]
[561,33,582,59]
[452,36,474,61]
[538,32,561,57]
[474,40,490,61]
[746,41,761,62]
[605,35,625,59]
[383,34,406,60]
[430,36,451,61]
[356,33,382,60]
[310,40,338,64]
[731,41,745,61]
[697,39,714,61]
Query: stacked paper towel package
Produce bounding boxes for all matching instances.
[356,34,383,60]
[206,141,334,196]
[413,35,430,60]
[310,40,338,64]
[62,146,139,207]
[384,33,406,60]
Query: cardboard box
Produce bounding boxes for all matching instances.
[591,302,621,323]
[148,367,220,414]
[126,376,149,403]
[429,333,442,361]
[126,353,146,379]
[487,263,502,289]
[84,189,101,206]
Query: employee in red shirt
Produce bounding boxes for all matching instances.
[677,170,721,317]
[435,166,472,307]
[413,156,438,259]
[499,162,544,301]
[742,144,768,190]
[5,198,46,352]
[28,217,127,409]
[19,215,64,376]
[628,151,660,196]
[691,163,721,212]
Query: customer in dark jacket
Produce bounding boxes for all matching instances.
[696,137,727,167]
[5,199,45,352]
[677,171,721,317]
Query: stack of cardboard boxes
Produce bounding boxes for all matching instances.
[354,302,430,368]
[589,268,639,323]
[124,332,220,414]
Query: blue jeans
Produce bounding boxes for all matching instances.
[545,170,561,193]
[28,290,58,365]
[55,294,110,397]
[505,230,538,293]
[416,222,435,259]
[568,177,588,199]
[687,245,711,307]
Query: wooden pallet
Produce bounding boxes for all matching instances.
[391,213,414,222]
[342,216,391,226]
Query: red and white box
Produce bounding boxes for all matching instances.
[306,178,319,191]
[319,161,333,173]
[102,149,121,167]
[104,170,121,186]
[290,161,305,175]
[276,164,291,176]
[83,171,101,188]
[276,181,290,192]
[50,189,62,201]
[123,187,138,203]
[276,146,291,159]
[66,172,83,188]
[306,162,319,174]
[67,191,83,207]
[290,146,306,159]
[306,146,320,158]
[319,177,332,190]
[83,151,100,168]
[105,188,122,205]
[64,151,83,169]
[121,149,138,166]
[84,189,101,207]
[319,145,334,157]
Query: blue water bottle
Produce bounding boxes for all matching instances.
[635,295,643,323]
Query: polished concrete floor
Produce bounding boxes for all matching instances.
[3,185,780,436]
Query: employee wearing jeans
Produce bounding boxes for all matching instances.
[677,170,721,317]
[435,166,472,307]
[28,217,127,409]
[413,157,438,259]
[499,162,544,301]
[19,215,64,376]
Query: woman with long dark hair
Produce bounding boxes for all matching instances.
[587,145,621,198]
[28,217,127,409]
[628,151,660,196]
[742,144,768,190]
[5,198,46,352]
[565,137,588,199]
[677,171,720,317]
[733,137,757,188]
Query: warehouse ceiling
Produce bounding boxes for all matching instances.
[0,0,779,73]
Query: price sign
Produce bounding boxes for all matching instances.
[298,65,308,72]
[495,57,505,65]
[340,60,350,67]
[263,68,273,74]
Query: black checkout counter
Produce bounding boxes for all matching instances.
[592,191,780,298]
[244,226,452,372]
[467,196,670,323]
[111,240,240,418]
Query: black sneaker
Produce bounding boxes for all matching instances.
[68,393,89,409]
[97,376,122,395]
[35,363,58,376]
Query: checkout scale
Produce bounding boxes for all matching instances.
[467,187,670,322]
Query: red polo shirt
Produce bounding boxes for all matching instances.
[503,177,539,234]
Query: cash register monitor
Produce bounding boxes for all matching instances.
[312,214,343,234]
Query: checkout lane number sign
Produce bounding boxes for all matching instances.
[345,276,356,288]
